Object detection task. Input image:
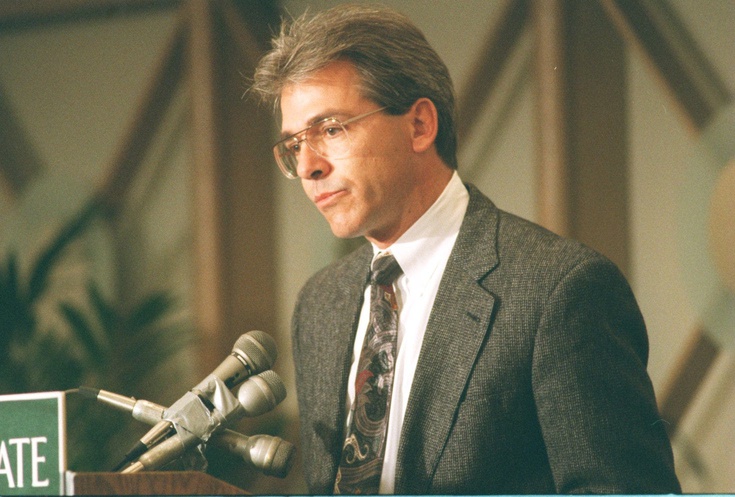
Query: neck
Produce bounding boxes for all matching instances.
[367,164,454,249]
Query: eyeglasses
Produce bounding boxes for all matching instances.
[273,107,387,179]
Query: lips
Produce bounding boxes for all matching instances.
[313,188,347,206]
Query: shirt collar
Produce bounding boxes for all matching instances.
[372,171,469,291]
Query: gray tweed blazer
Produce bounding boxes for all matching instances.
[291,183,680,494]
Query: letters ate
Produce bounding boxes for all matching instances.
[0,437,49,488]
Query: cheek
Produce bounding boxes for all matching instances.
[300,179,316,205]
[351,123,407,162]
[351,158,392,199]
[354,164,411,224]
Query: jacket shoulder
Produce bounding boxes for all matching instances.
[462,183,617,281]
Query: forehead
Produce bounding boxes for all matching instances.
[279,61,369,134]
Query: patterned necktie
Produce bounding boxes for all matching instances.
[335,253,403,494]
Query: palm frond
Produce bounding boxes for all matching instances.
[0,251,35,356]
[126,291,177,330]
[27,198,102,303]
[58,301,108,368]
[1,194,195,472]
[87,282,118,334]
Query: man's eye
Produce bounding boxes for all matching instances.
[318,121,344,138]
[287,142,301,154]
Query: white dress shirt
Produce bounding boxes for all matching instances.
[345,171,469,493]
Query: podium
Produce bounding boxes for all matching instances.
[65,471,246,495]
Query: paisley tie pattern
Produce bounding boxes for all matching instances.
[335,253,403,494]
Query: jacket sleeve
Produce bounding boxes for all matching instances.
[531,255,681,493]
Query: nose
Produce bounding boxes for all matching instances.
[296,144,332,180]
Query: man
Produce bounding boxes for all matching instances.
[252,4,680,494]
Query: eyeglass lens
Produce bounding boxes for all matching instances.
[273,107,386,179]
[275,118,351,178]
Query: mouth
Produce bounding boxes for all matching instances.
[314,189,346,206]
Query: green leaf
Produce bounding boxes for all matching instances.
[87,282,118,335]
[117,322,194,387]
[27,331,86,391]
[126,291,176,330]
[58,302,107,368]
[28,198,102,303]
[0,251,21,304]
[0,252,34,346]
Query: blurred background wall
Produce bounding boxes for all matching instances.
[0,0,733,493]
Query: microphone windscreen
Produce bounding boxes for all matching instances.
[235,330,277,372]
[267,438,296,478]
[236,370,287,416]
[257,370,287,405]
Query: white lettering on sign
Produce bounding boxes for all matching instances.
[0,439,15,488]
[31,437,48,487]
[0,437,50,488]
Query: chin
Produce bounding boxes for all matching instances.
[330,228,361,240]
[327,221,364,240]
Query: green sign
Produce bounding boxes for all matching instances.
[0,391,66,495]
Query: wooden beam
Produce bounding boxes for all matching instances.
[219,0,282,74]
[456,0,531,143]
[229,0,280,49]
[601,0,733,434]
[533,0,630,274]
[0,85,44,198]
[187,0,279,376]
[658,328,720,435]
[96,15,187,214]
[533,0,570,237]
[0,0,180,30]
[188,0,228,372]
[221,1,264,71]
[600,0,731,132]
[566,0,630,274]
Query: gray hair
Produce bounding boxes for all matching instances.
[251,4,458,169]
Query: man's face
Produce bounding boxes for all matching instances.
[279,61,421,248]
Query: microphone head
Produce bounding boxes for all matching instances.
[269,438,296,478]
[236,370,286,417]
[255,370,287,404]
[214,431,295,478]
[234,331,277,374]
[250,435,296,478]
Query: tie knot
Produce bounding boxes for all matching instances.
[371,253,402,286]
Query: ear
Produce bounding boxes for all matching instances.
[407,98,439,154]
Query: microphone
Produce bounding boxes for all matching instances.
[121,370,287,473]
[79,367,288,422]
[120,430,295,478]
[200,330,278,390]
[212,431,295,478]
[78,385,294,477]
[234,369,287,417]
[117,331,277,468]
[78,386,163,425]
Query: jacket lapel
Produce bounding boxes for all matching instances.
[318,244,373,483]
[395,184,499,493]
